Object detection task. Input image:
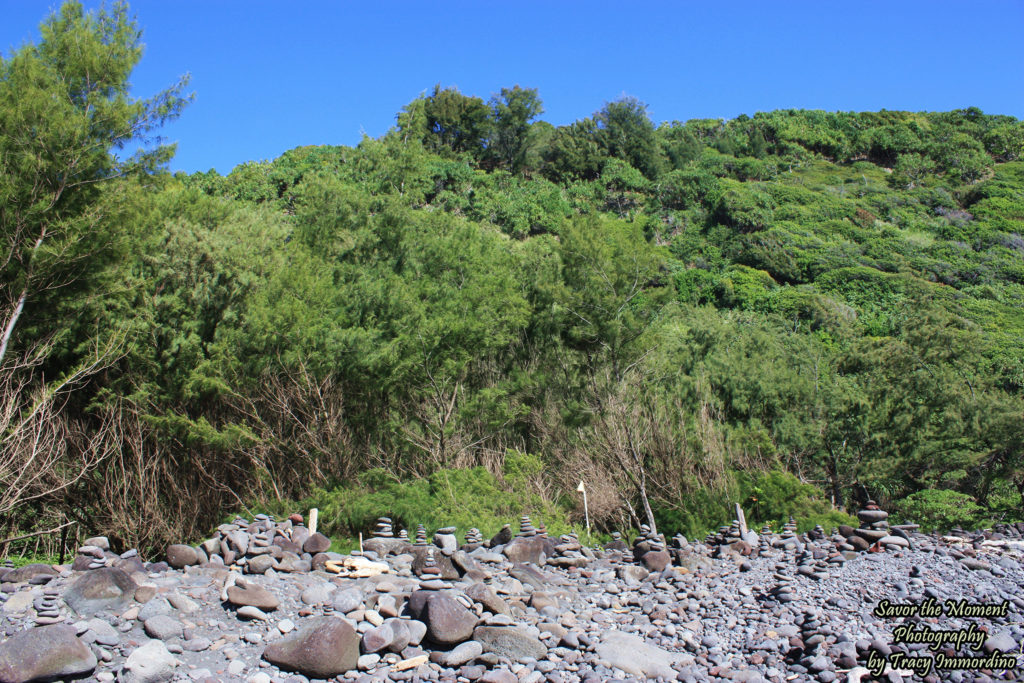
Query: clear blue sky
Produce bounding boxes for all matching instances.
[3,1,1022,174]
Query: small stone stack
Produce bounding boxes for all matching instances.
[807,524,826,541]
[852,500,891,550]
[604,531,628,552]
[373,517,394,538]
[795,549,828,581]
[397,529,409,542]
[75,545,106,571]
[464,528,482,545]
[434,526,458,554]
[418,548,446,590]
[518,515,537,537]
[33,587,62,625]
[769,563,795,604]
[536,520,548,538]
[413,524,428,546]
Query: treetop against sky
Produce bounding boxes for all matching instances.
[1,0,1021,174]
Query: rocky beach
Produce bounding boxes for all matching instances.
[1,505,1022,683]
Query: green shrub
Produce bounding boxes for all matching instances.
[894,489,986,532]
[248,451,575,552]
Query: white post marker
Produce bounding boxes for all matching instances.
[309,508,319,536]
[577,481,590,536]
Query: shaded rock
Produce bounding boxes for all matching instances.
[0,624,96,683]
[1,564,58,584]
[332,587,363,614]
[63,567,137,615]
[502,536,547,565]
[302,532,331,554]
[472,625,546,662]
[361,623,394,654]
[465,582,511,616]
[422,592,478,646]
[262,616,360,677]
[640,550,672,571]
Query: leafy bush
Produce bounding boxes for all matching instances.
[251,452,575,551]
[894,489,986,532]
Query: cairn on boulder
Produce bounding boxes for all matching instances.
[851,500,891,549]
[464,528,482,545]
[604,531,628,552]
[536,520,548,537]
[373,517,394,537]
[414,524,428,546]
[768,563,795,603]
[397,529,409,542]
[518,515,537,537]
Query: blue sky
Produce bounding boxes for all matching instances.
[2,1,1022,174]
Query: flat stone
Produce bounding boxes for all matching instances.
[227,583,279,611]
[439,639,483,666]
[144,615,184,640]
[1,563,58,584]
[472,625,546,662]
[596,629,694,679]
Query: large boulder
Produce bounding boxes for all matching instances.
[0,624,96,683]
[502,536,547,565]
[63,567,137,615]
[420,593,478,647]
[263,617,360,677]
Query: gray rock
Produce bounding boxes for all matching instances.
[246,554,277,575]
[300,583,334,605]
[439,639,483,666]
[472,625,546,662]
[138,597,172,621]
[166,545,198,568]
[122,639,178,683]
[144,615,184,640]
[63,567,137,615]
[0,624,96,682]
[332,587,363,613]
[262,616,360,677]
[595,630,694,679]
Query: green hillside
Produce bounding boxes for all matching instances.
[2,4,1022,553]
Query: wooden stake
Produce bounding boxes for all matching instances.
[735,502,748,537]
[308,508,319,536]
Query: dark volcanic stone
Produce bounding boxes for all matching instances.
[421,592,478,646]
[263,616,360,677]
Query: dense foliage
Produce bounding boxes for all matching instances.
[2,2,1022,555]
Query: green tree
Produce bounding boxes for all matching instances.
[486,85,544,173]
[0,0,190,363]
[595,96,665,179]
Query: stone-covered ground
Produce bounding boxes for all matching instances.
[0,510,1021,683]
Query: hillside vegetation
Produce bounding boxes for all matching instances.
[2,3,1022,555]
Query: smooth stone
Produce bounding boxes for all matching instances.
[63,567,137,615]
[0,624,96,682]
[227,583,279,611]
[262,616,360,677]
[439,640,483,666]
[472,626,546,662]
[166,545,198,568]
[144,615,184,640]
[122,639,178,683]
[595,629,694,679]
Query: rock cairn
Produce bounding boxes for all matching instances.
[413,524,428,546]
[372,517,394,538]
[517,515,536,537]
